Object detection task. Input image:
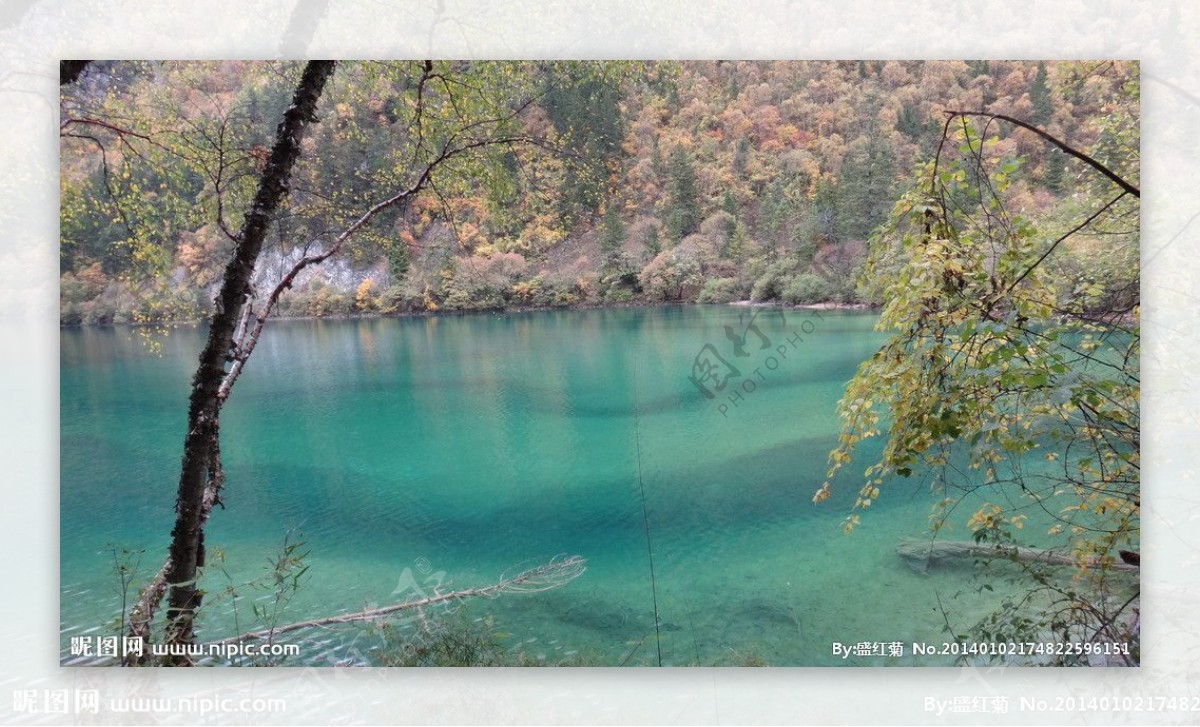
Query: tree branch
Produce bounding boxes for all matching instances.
[216,132,538,403]
[124,61,336,664]
[944,110,1140,198]
[60,116,151,140]
[204,555,587,648]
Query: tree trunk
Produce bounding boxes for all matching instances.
[896,537,1139,574]
[60,60,91,85]
[159,60,336,660]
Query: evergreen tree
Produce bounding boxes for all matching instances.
[599,203,625,257]
[542,64,626,222]
[665,145,700,241]
[732,136,750,176]
[644,223,661,257]
[897,104,920,139]
[812,176,839,244]
[1043,147,1067,194]
[726,220,750,262]
[762,175,789,248]
[386,238,410,284]
[1030,62,1053,125]
[721,189,737,222]
[838,130,896,241]
[651,137,666,179]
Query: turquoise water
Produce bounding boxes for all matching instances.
[60,306,1020,666]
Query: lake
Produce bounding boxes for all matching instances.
[60,305,1018,666]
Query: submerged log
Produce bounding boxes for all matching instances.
[896,537,1140,574]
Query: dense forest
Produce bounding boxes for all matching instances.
[60,60,1136,325]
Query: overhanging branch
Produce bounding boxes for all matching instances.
[944,110,1140,198]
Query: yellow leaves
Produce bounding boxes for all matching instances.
[846,397,873,413]
[511,281,534,301]
[1091,496,1129,517]
[812,483,831,504]
[967,503,1003,532]
[354,278,376,311]
[854,478,883,508]
[842,514,861,534]
[454,222,486,252]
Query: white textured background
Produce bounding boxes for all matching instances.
[1,1,1196,724]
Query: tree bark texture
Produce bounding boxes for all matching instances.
[158,60,336,659]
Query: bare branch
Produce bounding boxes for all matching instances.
[60,116,151,141]
[1006,191,1128,294]
[216,132,539,402]
[944,110,1140,198]
[121,61,337,662]
[205,555,587,647]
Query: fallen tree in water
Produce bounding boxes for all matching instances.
[896,537,1140,575]
[206,554,587,648]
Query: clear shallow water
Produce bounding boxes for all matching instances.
[61,306,1024,666]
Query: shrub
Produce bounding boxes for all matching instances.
[440,289,473,311]
[697,277,741,303]
[81,298,118,326]
[366,610,601,667]
[750,257,804,301]
[307,285,350,317]
[603,286,635,303]
[511,278,541,304]
[440,252,528,310]
[550,288,578,307]
[782,273,833,304]
[750,270,783,301]
[378,282,427,314]
[639,247,702,301]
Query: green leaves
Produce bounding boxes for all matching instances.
[824,114,1139,575]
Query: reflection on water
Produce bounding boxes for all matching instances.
[61,306,1020,666]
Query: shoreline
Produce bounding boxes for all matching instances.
[61,299,880,329]
[728,300,875,312]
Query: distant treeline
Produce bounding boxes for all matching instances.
[60,60,1135,324]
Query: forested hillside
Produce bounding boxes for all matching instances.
[60,60,1136,325]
